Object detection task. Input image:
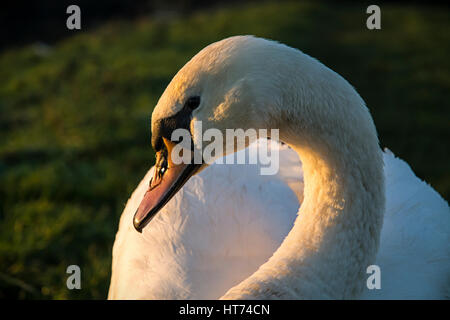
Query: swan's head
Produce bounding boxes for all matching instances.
[133,36,277,231]
[133,35,377,232]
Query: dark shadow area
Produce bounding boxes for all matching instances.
[0,0,251,51]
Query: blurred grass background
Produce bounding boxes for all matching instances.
[0,1,449,299]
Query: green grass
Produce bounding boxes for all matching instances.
[0,1,449,299]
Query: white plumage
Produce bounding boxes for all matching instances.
[109,141,300,299]
[363,149,450,299]
[109,141,449,299]
[108,36,449,299]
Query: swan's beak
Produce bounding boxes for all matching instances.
[133,138,202,232]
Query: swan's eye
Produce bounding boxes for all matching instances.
[185,96,200,110]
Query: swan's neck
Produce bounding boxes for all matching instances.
[223,104,385,300]
[283,140,384,298]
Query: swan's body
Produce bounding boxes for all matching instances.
[108,36,449,299]
[109,141,301,299]
[109,142,449,299]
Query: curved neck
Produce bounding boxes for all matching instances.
[222,109,385,300]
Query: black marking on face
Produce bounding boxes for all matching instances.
[151,96,201,152]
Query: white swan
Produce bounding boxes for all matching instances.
[108,36,450,299]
